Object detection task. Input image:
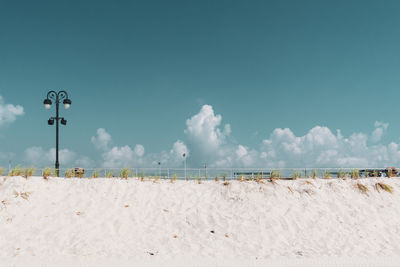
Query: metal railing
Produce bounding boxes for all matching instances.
[8,167,397,179]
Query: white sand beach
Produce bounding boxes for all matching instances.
[1,176,400,266]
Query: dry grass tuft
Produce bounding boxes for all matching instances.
[223,181,230,186]
[303,188,315,195]
[23,167,35,179]
[238,175,246,182]
[120,168,130,179]
[9,166,23,176]
[222,174,227,182]
[20,192,31,200]
[324,170,331,179]
[65,169,73,178]
[92,170,99,178]
[171,174,178,183]
[153,176,160,183]
[303,181,314,186]
[356,183,369,194]
[312,169,318,179]
[351,169,359,179]
[256,179,266,184]
[106,171,114,178]
[291,171,301,180]
[375,182,393,193]
[225,233,229,238]
[42,167,53,180]
[270,171,281,180]
[173,234,178,238]
[0,167,4,176]
[215,175,219,182]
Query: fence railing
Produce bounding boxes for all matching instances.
[7,167,397,179]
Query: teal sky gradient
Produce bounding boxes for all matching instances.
[1,0,400,167]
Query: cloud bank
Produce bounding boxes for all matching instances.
[90,128,189,168]
[23,146,94,168]
[19,104,400,168]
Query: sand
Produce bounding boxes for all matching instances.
[1,176,400,266]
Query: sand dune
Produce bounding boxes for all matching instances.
[1,176,400,266]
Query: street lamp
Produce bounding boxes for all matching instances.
[43,90,72,177]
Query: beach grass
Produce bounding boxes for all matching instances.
[356,183,369,194]
[9,165,23,176]
[65,169,73,178]
[42,167,53,180]
[120,168,130,179]
[375,182,393,193]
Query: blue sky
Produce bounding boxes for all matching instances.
[1,0,400,168]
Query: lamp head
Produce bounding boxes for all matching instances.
[63,98,71,109]
[44,99,52,110]
[48,118,54,125]
[61,118,67,125]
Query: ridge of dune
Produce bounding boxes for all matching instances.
[1,176,400,266]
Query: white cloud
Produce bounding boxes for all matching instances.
[0,96,24,126]
[185,105,229,155]
[91,128,112,150]
[134,144,145,157]
[170,140,188,158]
[371,121,389,143]
[102,145,140,168]
[184,105,233,165]
[91,127,147,167]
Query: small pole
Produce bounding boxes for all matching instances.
[183,153,186,180]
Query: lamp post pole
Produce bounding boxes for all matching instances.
[43,90,71,177]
